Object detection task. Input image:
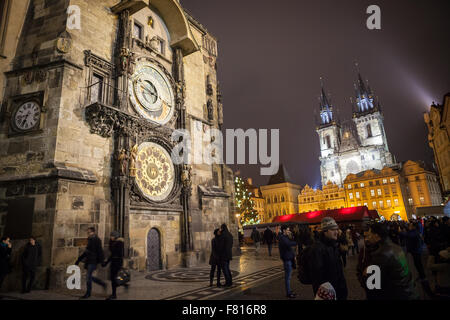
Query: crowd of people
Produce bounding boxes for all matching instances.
[0,228,128,300]
[274,215,450,300]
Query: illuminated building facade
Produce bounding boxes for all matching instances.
[316,72,395,187]
[260,165,301,222]
[298,182,347,213]
[424,93,450,197]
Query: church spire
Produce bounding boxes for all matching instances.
[318,77,334,127]
[352,64,379,116]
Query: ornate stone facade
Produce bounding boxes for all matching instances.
[0,0,236,290]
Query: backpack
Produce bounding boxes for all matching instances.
[297,246,313,285]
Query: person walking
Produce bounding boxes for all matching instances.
[251,227,262,255]
[263,227,274,256]
[21,237,42,294]
[209,229,222,287]
[308,217,348,300]
[337,229,348,268]
[359,223,418,300]
[345,228,354,256]
[75,227,106,299]
[351,226,360,255]
[219,224,233,287]
[278,225,297,298]
[102,231,126,300]
[0,237,12,290]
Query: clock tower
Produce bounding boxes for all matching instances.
[0,0,236,290]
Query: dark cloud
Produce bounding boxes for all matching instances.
[182,0,450,187]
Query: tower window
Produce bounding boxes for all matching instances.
[367,124,373,138]
[133,22,143,40]
[325,135,331,149]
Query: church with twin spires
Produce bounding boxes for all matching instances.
[316,71,395,187]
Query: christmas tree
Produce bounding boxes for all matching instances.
[235,176,260,226]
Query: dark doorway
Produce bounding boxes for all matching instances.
[4,198,34,239]
[147,228,162,271]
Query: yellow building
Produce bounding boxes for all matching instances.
[424,94,450,196]
[344,167,409,221]
[260,165,301,222]
[401,160,443,214]
[298,181,347,212]
[244,178,266,223]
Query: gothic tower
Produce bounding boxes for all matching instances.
[316,81,342,186]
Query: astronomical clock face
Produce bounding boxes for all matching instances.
[135,142,175,202]
[129,63,175,125]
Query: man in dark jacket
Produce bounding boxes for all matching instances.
[361,223,419,300]
[102,231,126,300]
[21,237,42,293]
[308,217,348,300]
[263,227,274,256]
[278,225,297,298]
[76,227,106,299]
[219,223,233,287]
[0,237,12,289]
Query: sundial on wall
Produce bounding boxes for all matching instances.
[135,142,175,202]
[129,62,175,125]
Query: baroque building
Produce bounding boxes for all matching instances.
[298,181,347,213]
[260,165,301,222]
[0,0,236,290]
[424,93,450,197]
[316,72,395,187]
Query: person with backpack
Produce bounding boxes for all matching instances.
[302,217,348,300]
[75,227,106,299]
[278,225,298,298]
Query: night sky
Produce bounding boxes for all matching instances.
[182,0,450,188]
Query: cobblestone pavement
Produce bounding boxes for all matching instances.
[0,244,433,300]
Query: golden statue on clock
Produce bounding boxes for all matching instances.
[129,62,175,125]
[134,142,175,202]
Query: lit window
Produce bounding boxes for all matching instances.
[356,192,360,199]
[420,197,425,204]
[349,193,354,199]
[370,189,375,197]
[372,201,377,208]
[408,198,413,205]
[364,203,368,207]
[383,179,387,184]
[386,200,391,207]
[379,200,384,208]
[348,184,352,189]
[394,199,399,206]
[390,178,395,183]
[377,189,382,196]
[360,183,365,188]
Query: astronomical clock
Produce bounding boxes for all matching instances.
[129,62,175,126]
[134,142,175,202]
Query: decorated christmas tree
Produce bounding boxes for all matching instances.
[234,176,260,226]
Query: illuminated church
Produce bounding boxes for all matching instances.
[316,72,395,187]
